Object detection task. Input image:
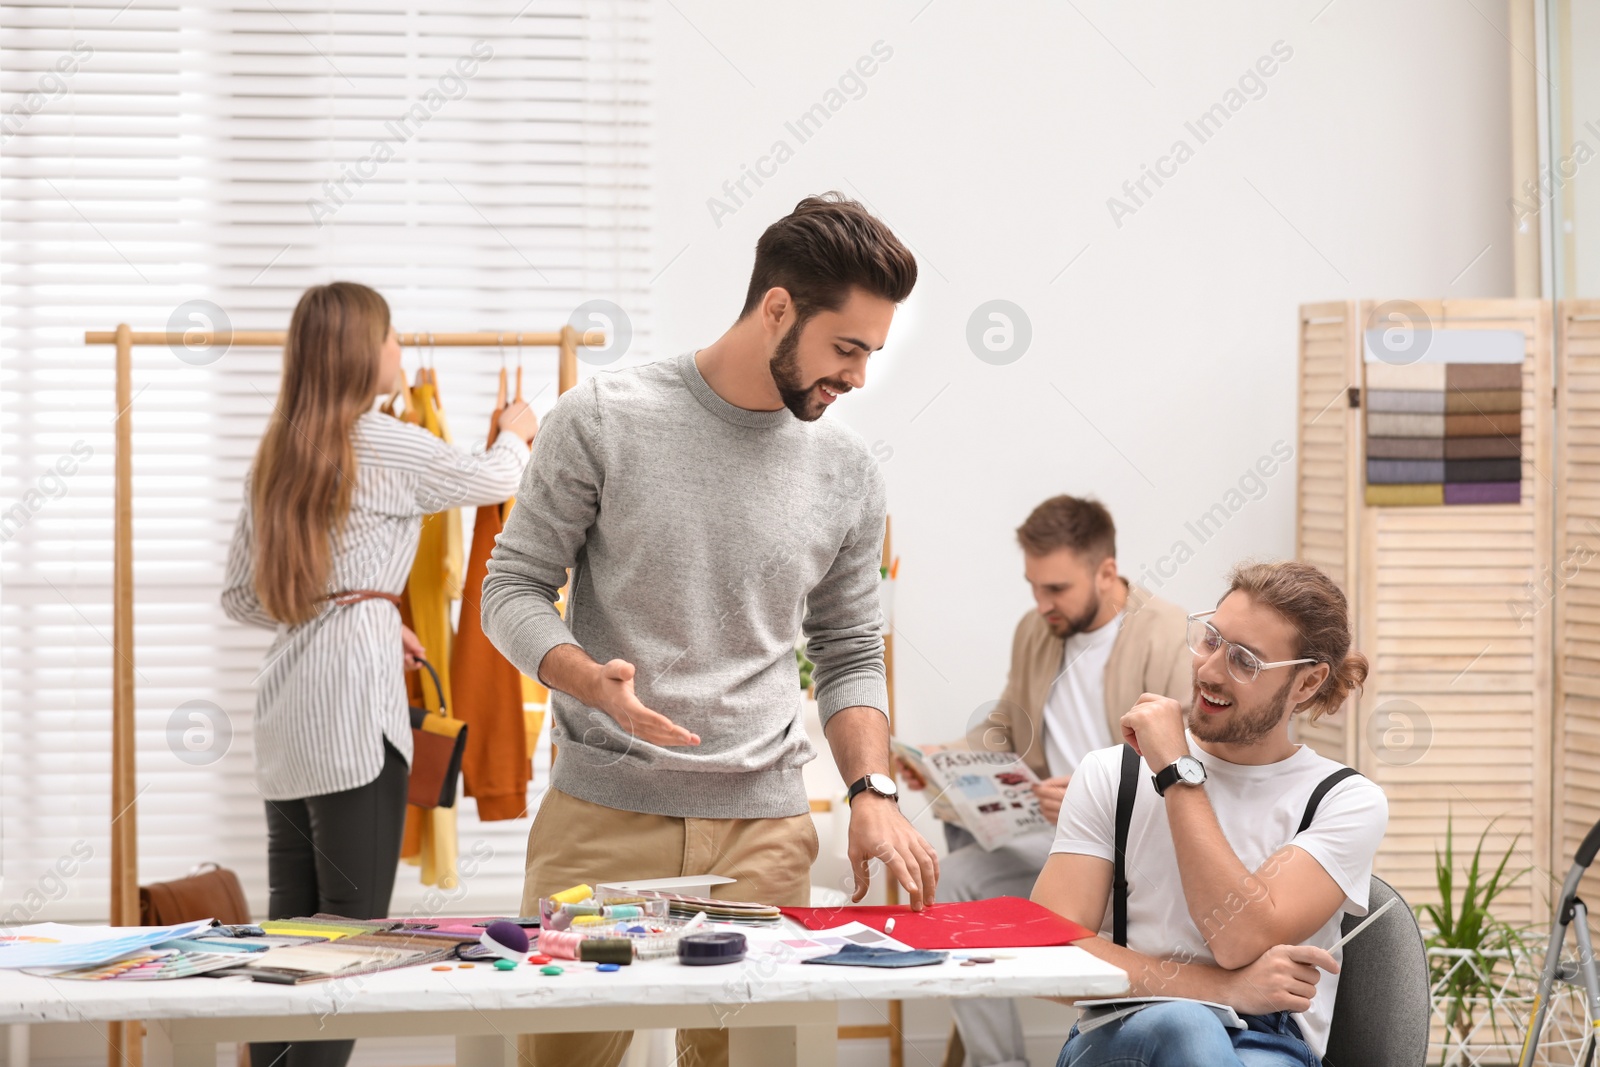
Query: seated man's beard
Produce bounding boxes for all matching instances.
[1186,673,1294,746]
[1048,593,1102,638]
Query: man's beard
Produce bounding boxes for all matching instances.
[769,319,850,422]
[1046,590,1102,639]
[1187,672,1294,746]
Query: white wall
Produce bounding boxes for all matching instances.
[647,0,1513,748]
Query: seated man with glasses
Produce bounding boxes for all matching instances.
[1033,560,1388,1067]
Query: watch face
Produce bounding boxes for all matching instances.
[868,772,898,796]
[1176,756,1206,785]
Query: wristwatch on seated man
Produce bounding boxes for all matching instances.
[847,773,899,805]
[1152,755,1207,796]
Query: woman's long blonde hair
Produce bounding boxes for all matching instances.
[252,282,390,625]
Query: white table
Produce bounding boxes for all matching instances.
[0,946,1127,1066]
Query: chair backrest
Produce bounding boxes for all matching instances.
[1322,876,1430,1067]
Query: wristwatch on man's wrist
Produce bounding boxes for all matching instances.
[847,772,900,806]
[1152,755,1207,796]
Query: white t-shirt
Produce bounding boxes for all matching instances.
[1042,612,1124,778]
[1050,735,1388,1057]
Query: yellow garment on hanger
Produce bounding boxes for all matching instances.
[393,372,462,889]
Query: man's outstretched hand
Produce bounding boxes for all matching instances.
[582,656,700,747]
[848,794,940,910]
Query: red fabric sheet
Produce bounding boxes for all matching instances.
[779,896,1097,950]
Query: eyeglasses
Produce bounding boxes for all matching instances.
[1186,611,1317,685]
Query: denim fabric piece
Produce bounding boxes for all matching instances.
[800,943,948,968]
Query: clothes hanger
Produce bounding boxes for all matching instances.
[514,332,524,402]
[495,333,508,411]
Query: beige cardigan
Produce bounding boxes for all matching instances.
[956,582,1192,779]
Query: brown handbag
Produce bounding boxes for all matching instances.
[409,657,468,809]
[140,862,252,925]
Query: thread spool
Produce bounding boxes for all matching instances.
[550,884,592,905]
[678,932,746,966]
[577,939,634,965]
[538,929,586,960]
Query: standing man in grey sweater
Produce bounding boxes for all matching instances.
[481,193,938,1067]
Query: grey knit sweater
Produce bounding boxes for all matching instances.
[480,352,888,819]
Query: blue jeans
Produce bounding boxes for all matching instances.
[1056,1001,1319,1067]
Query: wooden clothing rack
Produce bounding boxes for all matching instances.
[82,324,604,1067]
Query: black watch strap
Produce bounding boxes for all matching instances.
[1152,763,1183,796]
[847,774,898,805]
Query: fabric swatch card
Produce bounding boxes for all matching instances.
[1362,328,1524,506]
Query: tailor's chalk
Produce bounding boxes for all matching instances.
[885,917,896,934]
[682,910,709,932]
[540,964,564,976]
[1327,896,1399,954]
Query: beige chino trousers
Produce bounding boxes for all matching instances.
[517,787,818,1067]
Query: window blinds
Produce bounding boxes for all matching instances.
[0,0,651,921]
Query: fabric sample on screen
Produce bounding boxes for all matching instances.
[1445,412,1520,437]
[1367,437,1445,460]
[1444,389,1520,414]
[1445,459,1521,483]
[1365,483,1445,507]
[1444,436,1521,460]
[1367,459,1444,484]
[1445,362,1520,391]
[1367,413,1444,438]
[1444,481,1520,505]
[1367,390,1445,414]
[1365,361,1446,391]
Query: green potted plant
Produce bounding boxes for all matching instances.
[1417,813,1535,1066]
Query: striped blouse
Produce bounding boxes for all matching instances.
[222,410,529,801]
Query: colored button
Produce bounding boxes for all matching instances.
[540,965,564,976]
[458,963,474,969]
[431,965,452,972]
[596,963,621,972]
[969,956,995,964]
[494,959,516,971]
[529,954,551,965]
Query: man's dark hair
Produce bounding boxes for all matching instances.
[1016,495,1117,563]
[739,193,917,321]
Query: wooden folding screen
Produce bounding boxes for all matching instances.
[1295,299,1554,929]
[1554,300,1600,913]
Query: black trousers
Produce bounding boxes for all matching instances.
[250,740,408,1067]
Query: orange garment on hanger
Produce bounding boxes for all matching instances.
[450,372,533,821]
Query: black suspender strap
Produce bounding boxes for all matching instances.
[1112,743,1140,947]
[1298,767,1362,835]
[1110,753,1361,948]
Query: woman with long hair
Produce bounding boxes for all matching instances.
[222,281,536,1067]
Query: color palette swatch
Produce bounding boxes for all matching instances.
[1363,330,1524,506]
